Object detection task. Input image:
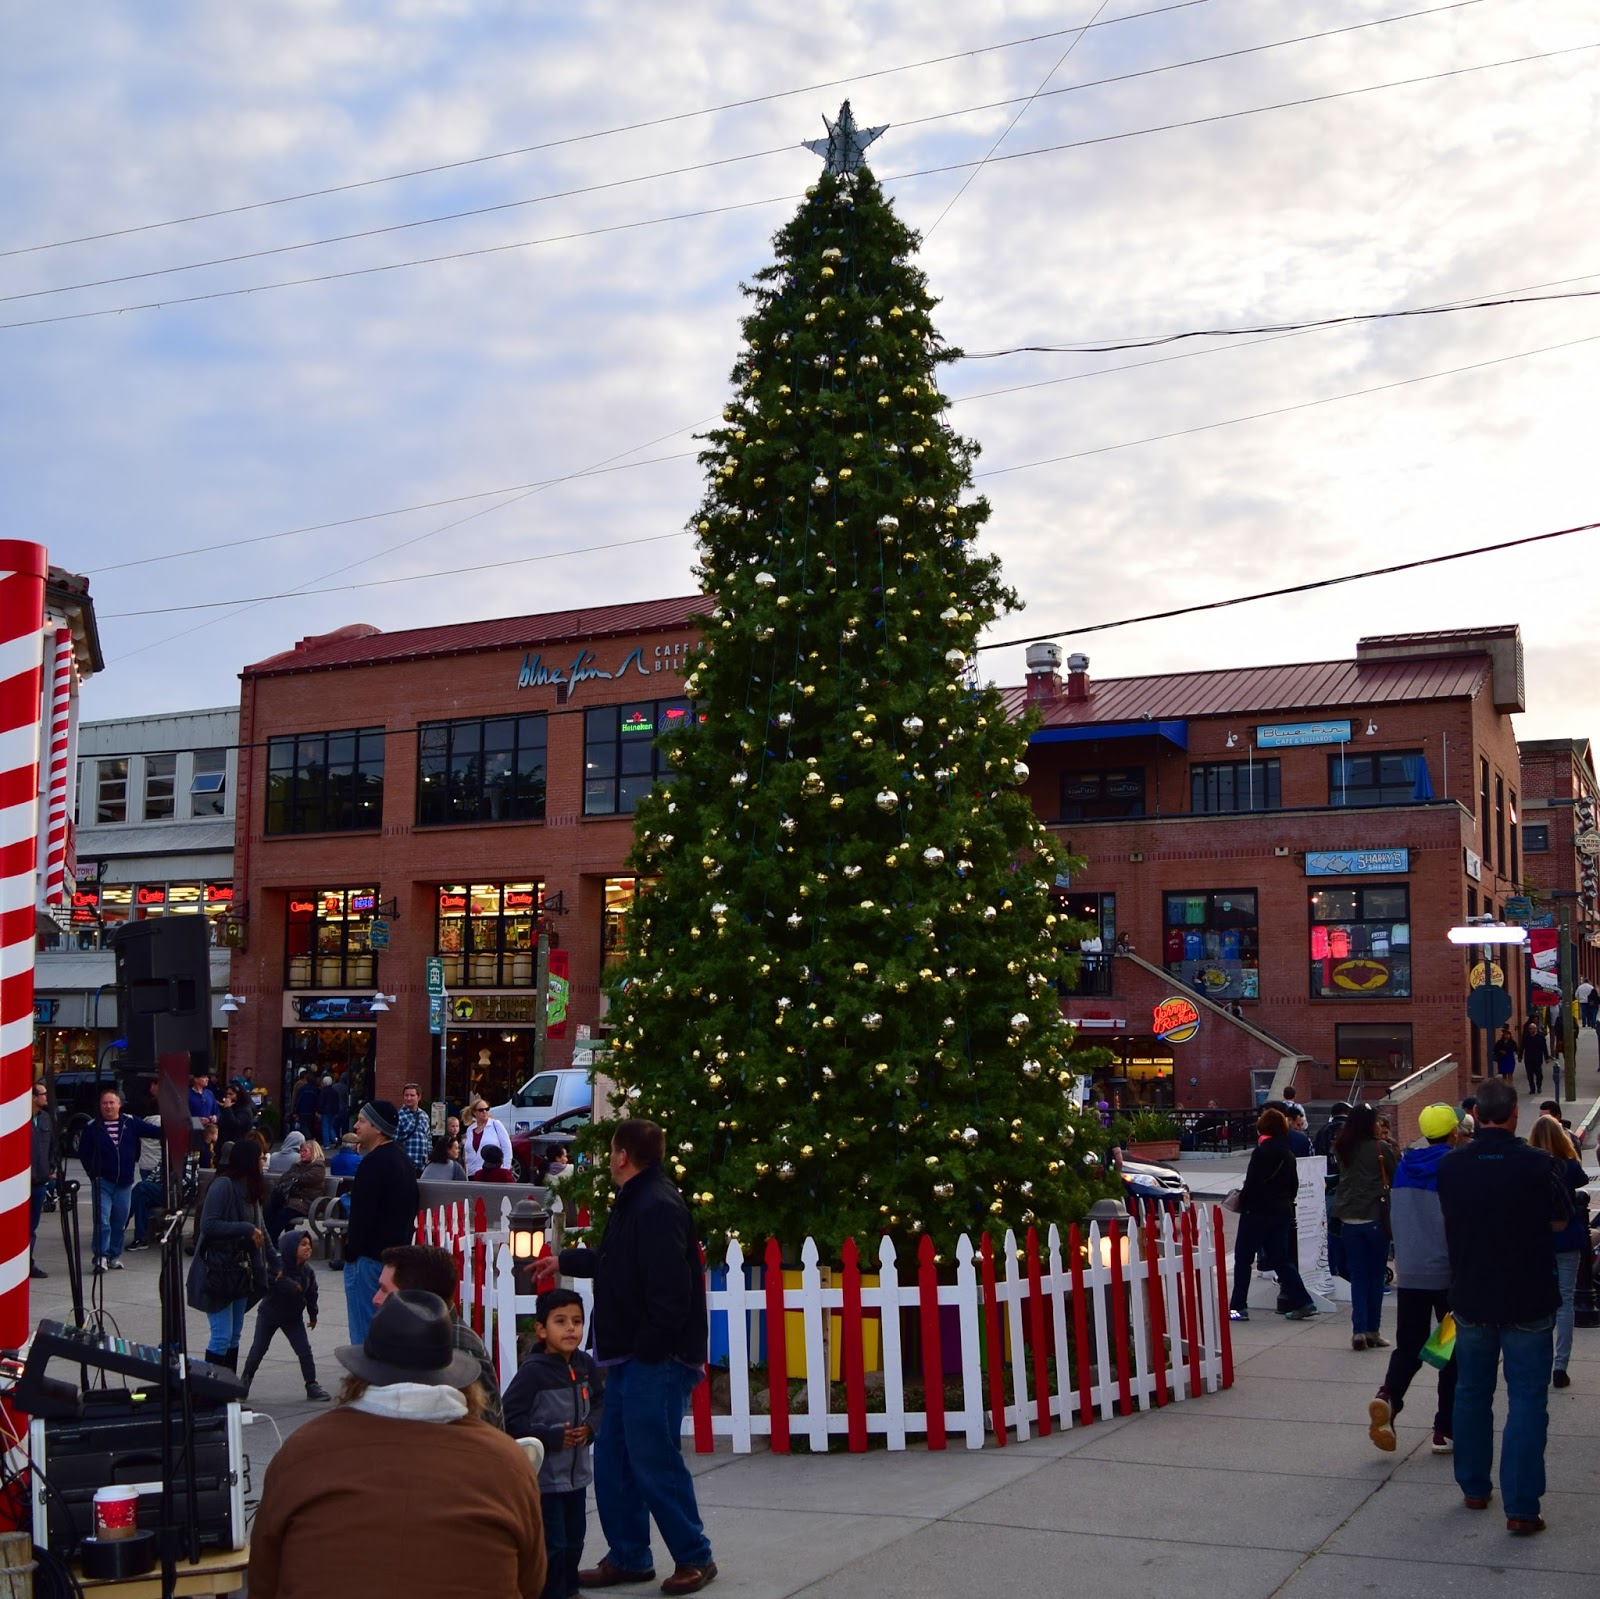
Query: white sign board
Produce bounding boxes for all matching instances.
[1296,1156,1344,1308]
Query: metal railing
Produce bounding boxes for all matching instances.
[1060,953,1115,997]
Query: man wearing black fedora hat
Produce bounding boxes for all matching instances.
[249,1290,545,1599]
[344,1101,419,1345]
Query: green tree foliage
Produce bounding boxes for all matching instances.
[584,147,1111,1257]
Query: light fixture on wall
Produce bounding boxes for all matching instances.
[1225,732,1239,749]
[371,991,398,1013]
[1365,719,1378,735]
[220,992,245,1014]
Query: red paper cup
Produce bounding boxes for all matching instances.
[93,1486,139,1540]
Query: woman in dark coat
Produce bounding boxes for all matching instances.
[1331,1103,1399,1350]
[188,1137,275,1370]
[1229,1108,1316,1322]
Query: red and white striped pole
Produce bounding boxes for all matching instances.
[43,628,71,908]
[0,542,47,1350]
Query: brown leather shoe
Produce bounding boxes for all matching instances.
[1463,1495,1490,1510]
[578,1561,656,1588]
[660,1562,718,1596]
[1507,1517,1546,1536]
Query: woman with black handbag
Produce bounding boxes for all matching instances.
[188,1137,275,1371]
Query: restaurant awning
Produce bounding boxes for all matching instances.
[1028,719,1189,750]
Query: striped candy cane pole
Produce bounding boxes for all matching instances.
[0,542,47,1349]
[42,628,71,907]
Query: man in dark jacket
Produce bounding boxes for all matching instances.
[29,1081,54,1278]
[343,1101,418,1345]
[79,1087,163,1271]
[536,1119,716,1597]
[1437,1078,1571,1534]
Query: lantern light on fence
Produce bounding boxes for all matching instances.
[1087,1196,1131,1269]
[510,1199,551,1264]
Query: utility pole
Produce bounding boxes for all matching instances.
[1560,902,1578,1102]
[531,931,550,1080]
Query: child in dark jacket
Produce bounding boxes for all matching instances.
[502,1289,604,1599]
[240,1228,330,1402]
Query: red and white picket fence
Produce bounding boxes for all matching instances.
[422,1197,1234,1453]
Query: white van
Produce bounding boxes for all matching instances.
[490,1068,593,1135]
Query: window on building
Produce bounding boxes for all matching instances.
[95,759,128,824]
[435,882,544,987]
[285,887,379,989]
[1494,775,1506,874]
[1055,891,1116,997]
[266,729,385,834]
[1309,885,1410,999]
[1524,823,1550,854]
[143,753,176,820]
[583,700,693,816]
[1190,759,1281,814]
[1335,1022,1413,1082]
[1509,788,1519,882]
[1479,756,1492,857]
[1163,890,1259,1000]
[191,748,227,816]
[1059,767,1146,821]
[417,716,547,826]
[1327,750,1424,807]
[603,877,638,968]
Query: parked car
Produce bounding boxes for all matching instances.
[510,1108,591,1183]
[489,1068,592,1136]
[1121,1156,1191,1212]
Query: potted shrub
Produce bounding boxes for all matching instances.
[1123,1108,1182,1162]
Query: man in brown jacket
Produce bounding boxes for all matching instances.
[248,1291,545,1599]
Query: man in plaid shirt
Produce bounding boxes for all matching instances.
[395,1083,433,1174]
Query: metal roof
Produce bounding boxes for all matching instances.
[244,594,709,677]
[1001,653,1491,727]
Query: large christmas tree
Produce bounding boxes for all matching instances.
[593,106,1110,1255]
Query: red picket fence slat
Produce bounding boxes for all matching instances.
[1213,1207,1234,1389]
[692,1243,714,1452]
[763,1239,791,1454]
[1108,1222,1132,1416]
[978,1234,1006,1445]
[1024,1227,1051,1438]
[841,1237,868,1452]
[916,1234,947,1450]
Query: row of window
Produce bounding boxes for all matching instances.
[264,700,691,835]
[281,877,642,989]
[1147,884,1411,1002]
[44,881,236,952]
[86,749,229,825]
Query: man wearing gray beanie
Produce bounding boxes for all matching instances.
[344,1101,418,1344]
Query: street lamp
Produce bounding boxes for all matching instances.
[509,1199,552,1293]
[1087,1196,1131,1268]
[1448,917,1528,1086]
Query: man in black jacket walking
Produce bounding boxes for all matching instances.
[536,1119,716,1597]
[1437,1078,1570,1535]
[343,1100,418,1345]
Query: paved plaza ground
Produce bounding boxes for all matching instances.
[23,1041,1600,1596]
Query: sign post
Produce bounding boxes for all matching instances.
[426,958,448,1106]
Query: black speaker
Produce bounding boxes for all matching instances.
[108,918,214,1071]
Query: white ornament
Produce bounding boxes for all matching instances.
[862,1012,883,1031]
[755,571,776,587]
[776,711,794,727]
[903,715,924,736]
[812,475,830,492]
[922,846,945,866]
[1014,761,1030,782]
[777,997,792,1011]
[1022,1059,1042,1078]
[731,771,749,786]
[875,790,900,813]
[961,1127,979,1146]
[843,864,863,879]
[786,913,804,928]
[945,649,967,670]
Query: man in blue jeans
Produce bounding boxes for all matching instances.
[1437,1077,1570,1535]
[536,1118,716,1596]
[342,1101,418,1346]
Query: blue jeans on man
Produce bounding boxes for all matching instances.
[1341,1220,1388,1338]
[1453,1315,1554,1519]
[594,1358,712,1575]
[93,1181,133,1262]
[322,1113,341,1151]
[344,1254,384,1346]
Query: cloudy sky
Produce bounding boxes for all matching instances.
[4,0,1596,736]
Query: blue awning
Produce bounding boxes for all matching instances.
[1029,719,1189,750]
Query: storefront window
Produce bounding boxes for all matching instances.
[603,877,637,968]
[64,880,234,949]
[435,882,543,987]
[583,700,693,816]
[417,715,547,826]
[285,887,379,989]
[1335,1022,1413,1082]
[266,728,385,834]
[1309,885,1410,998]
[1059,767,1144,821]
[1164,890,1259,1000]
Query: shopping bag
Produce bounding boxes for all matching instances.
[1419,1312,1456,1369]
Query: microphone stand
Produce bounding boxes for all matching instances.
[158,1156,202,1598]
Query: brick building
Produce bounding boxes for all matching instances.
[1517,737,1600,989]
[1002,627,1529,1107]
[224,597,702,1113]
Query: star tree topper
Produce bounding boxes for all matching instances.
[802,100,887,175]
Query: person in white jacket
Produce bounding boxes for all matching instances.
[463,1099,514,1178]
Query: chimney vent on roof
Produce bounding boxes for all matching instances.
[1024,641,1062,705]
[1065,652,1090,703]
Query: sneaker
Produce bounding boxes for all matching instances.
[1368,1392,1397,1452]
[1431,1430,1453,1455]
[29,1263,46,1280]
[108,1258,125,1270]
[126,1239,149,1251]
[1366,1334,1389,1348]
[305,1382,331,1402]
[92,1256,106,1274]
[1284,1305,1319,1321]
[1229,1309,1249,1322]
[1553,1369,1571,1389]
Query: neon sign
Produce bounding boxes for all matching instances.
[1152,996,1201,1044]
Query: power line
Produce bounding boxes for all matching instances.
[0,3,1483,308]
[0,0,1209,261]
[99,326,1600,621]
[8,42,1589,337]
[977,519,1600,652]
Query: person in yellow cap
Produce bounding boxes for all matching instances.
[1368,1103,1463,1455]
